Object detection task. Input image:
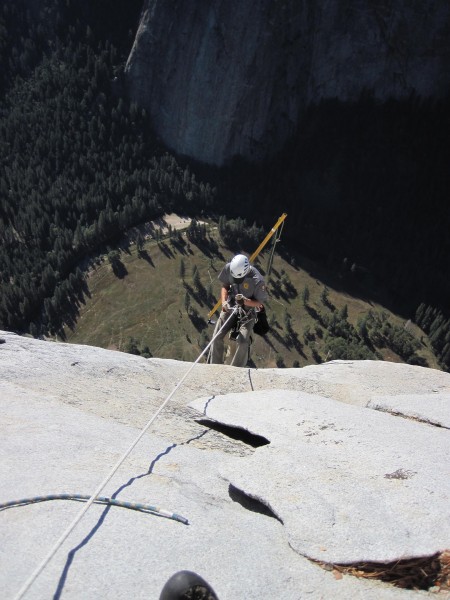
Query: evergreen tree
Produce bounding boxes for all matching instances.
[184,291,191,314]
[193,269,201,292]
[179,258,186,280]
[357,315,369,341]
[339,304,348,320]
[320,286,330,305]
[302,285,310,306]
[136,231,145,254]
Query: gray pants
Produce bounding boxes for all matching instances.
[210,310,255,367]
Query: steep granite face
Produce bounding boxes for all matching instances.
[125,0,450,165]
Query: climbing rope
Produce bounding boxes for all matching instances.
[207,297,255,363]
[13,307,238,600]
[1,494,189,524]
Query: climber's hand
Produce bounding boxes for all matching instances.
[235,294,246,306]
[222,301,232,313]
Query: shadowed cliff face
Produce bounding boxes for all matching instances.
[125,0,450,166]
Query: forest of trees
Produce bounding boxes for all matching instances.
[0,0,214,336]
[218,215,264,252]
[415,304,450,369]
[0,0,448,371]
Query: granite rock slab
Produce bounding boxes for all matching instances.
[252,360,450,408]
[2,333,430,599]
[368,393,450,428]
[190,389,450,564]
[1,331,449,598]
[1,381,415,600]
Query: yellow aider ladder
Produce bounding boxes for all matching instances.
[207,213,287,320]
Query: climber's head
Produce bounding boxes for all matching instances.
[230,254,250,283]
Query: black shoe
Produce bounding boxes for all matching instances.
[159,570,218,600]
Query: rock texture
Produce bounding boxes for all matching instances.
[125,0,450,165]
[368,393,450,429]
[1,331,450,599]
[190,390,450,563]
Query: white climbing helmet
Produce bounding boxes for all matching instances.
[230,254,250,279]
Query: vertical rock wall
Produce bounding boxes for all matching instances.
[125,0,450,166]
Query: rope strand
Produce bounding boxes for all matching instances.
[1,494,189,524]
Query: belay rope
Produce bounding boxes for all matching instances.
[11,307,239,600]
[0,494,188,524]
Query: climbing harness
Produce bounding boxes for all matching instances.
[207,294,258,365]
[1,494,188,523]
[12,307,239,600]
[228,293,256,339]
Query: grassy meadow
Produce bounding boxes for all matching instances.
[64,217,440,370]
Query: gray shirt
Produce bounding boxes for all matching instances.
[218,264,268,303]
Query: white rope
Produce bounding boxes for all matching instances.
[13,307,238,600]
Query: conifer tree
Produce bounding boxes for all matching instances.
[320,286,329,305]
[179,258,186,280]
[302,285,310,306]
[184,291,191,314]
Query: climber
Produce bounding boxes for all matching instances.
[209,254,267,367]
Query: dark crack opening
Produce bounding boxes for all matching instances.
[196,419,270,448]
[316,551,450,591]
[369,406,448,430]
[228,484,283,523]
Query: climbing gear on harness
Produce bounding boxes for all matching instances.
[228,294,250,340]
[235,293,246,306]
[206,299,256,365]
[228,297,257,343]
